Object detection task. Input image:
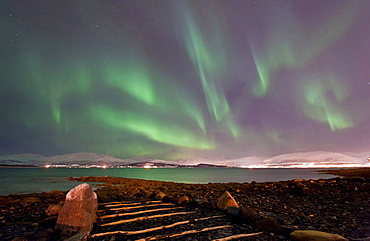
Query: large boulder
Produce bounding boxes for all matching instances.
[217,191,239,210]
[291,230,348,241]
[55,183,97,239]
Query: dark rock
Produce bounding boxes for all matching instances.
[290,186,310,196]
[255,217,282,233]
[280,227,297,238]
[148,193,156,199]
[24,229,53,241]
[203,202,217,209]
[238,206,258,223]
[162,196,176,203]
[226,206,240,216]
[40,216,57,229]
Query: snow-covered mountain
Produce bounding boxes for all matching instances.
[172,152,369,168]
[0,153,45,165]
[221,156,267,167]
[173,156,265,167]
[261,151,369,167]
[174,157,228,166]
[41,152,132,165]
[0,152,139,166]
[342,152,370,159]
[0,151,369,168]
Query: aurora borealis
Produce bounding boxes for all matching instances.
[1,0,370,160]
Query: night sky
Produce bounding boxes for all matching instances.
[1,0,370,160]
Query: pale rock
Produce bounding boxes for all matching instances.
[217,191,239,210]
[155,191,166,200]
[177,195,190,204]
[291,230,348,241]
[55,183,97,239]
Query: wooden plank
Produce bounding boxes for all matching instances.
[101,211,196,226]
[110,203,174,211]
[212,232,263,241]
[100,207,183,219]
[105,200,161,208]
[135,225,234,241]
[98,201,122,205]
[92,215,225,238]
[105,202,141,207]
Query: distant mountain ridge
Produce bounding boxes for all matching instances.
[0,151,369,168]
[261,151,368,167]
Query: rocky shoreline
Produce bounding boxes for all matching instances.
[1,168,370,240]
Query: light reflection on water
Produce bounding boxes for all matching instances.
[0,167,337,195]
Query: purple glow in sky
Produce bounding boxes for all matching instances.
[1,0,369,159]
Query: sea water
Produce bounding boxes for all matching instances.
[0,167,338,195]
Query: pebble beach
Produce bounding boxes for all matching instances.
[1,168,370,240]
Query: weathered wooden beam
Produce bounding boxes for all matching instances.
[105,200,161,208]
[110,203,174,211]
[100,211,196,226]
[98,201,122,205]
[135,225,233,241]
[100,207,183,219]
[105,202,141,207]
[212,232,263,241]
[91,215,225,238]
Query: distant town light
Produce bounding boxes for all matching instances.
[143,165,152,169]
[44,165,51,168]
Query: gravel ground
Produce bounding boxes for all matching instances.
[1,168,370,240]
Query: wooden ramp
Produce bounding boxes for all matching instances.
[90,200,264,241]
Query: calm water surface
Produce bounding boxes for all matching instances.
[0,168,338,195]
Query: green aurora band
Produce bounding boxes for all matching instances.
[301,74,353,131]
[181,4,240,137]
[250,2,364,97]
[1,0,369,159]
